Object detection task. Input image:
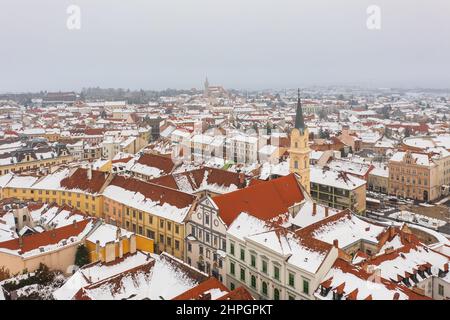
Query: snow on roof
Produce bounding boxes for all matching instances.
[227,212,272,241]
[259,161,289,180]
[389,151,432,166]
[32,168,71,191]
[86,223,133,247]
[370,243,449,283]
[72,253,205,300]
[258,144,278,155]
[4,175,40,189]
[311,213,385,248]
[53,251,150,300]
[310,166,366,190]
[310,150,324,161]
[403,135,450,150]
[327,159,372,177]
[379,235,404,252]
[289,200,339,229]
[0,214,17,242]
[369,163,389,178]
[0,173,13,188]
[315,259,425,300]
[129,162,163,178]
[102,183,193,224]
[0,219,94,258]
[247,230,328,274]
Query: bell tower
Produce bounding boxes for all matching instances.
[289,89,311,193]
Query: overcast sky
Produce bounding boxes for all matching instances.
[1,0,449,92]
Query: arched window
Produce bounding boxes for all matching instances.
[274,288,280,300]
[22,215,27,222]
[262,281,268,296]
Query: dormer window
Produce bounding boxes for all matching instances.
[320,286,331,297]
[438,269,447,278]
[402,277,411,287]
[332,291,342,300]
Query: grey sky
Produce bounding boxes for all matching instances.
[1,0,449,92]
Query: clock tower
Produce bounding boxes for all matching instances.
[289,89,311,193]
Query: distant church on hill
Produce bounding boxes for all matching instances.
[289,89,311,193]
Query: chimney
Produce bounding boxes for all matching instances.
[72,219,77,229]
[87,165,92,180]
[325,207,329,217]
[312,202,317,216]
[333,239,339,248]
[239,172,245,186]
[116,227,121,240]
[389,226,396,239]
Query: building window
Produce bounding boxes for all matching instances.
[262,282,268,296]
[251,254,256,268]
[251,275,256,289]
[438,284,444,296]
[230,242,235,256]
[188,243,192,252]
[274,266,280,281]
[240,268,246,281]
[167,237,172,247]
[303,280,309,295]
[167,222,171,231]
[230,282,235,291]
[274,288,280,300]
[240,248,245,261]
[138,226,143,235]
[288,295,295,300]
[205,213,209,225]
[294,161,298,169]
[175,225,179,234]
[139,212,142,220]
[205,232,210,243]
[230,261,235,275]
[288,273,295,287]
[262,260,268,274]
[175,240,180,250]
[146,229,155,239]
[159,234,164,244]
[160,220,164,228]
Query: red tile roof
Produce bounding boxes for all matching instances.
[108,175,197,210]
[0,219,92,254]
[60,168,109,194]
[218,286,254,300]
[135,153,176,175]
[212,173,305,226]
[149,167,246,192]
[172,277,229,300]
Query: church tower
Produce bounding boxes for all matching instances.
[204,76,210,97]
[289,89,311,193]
